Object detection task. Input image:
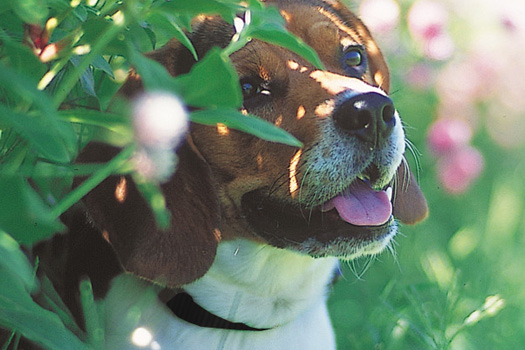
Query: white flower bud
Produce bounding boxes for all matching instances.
[132,92,188,150]
[131,92,188,182]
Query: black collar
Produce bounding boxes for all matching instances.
[166,293,270,331]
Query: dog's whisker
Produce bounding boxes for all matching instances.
[297,162,315,219]
[396,156,411,194]
[344,255,375,280]
[405,139,422,172]
[389,87,403,96]
[267,170,292,197]
[386,238,401,271]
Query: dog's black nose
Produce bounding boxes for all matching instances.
[333,92,396,146]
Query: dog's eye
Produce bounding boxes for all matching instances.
[241,81,260,99]
[342,47,367,77]
[240,78,271,108]
[343,50,362,67]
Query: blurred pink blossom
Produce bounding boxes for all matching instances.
[436,102,479,130]
[427,118,484,195]
[407,1,448,40]
[423,33,454,61]
[359,0,400,34]
[500,1,525,34]
[437,146,484,195]
[407,1,453,60]
[435,52,499,108]
[427,118,472,156]
[405,63,434,90]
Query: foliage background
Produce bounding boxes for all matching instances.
[0,0,524,349]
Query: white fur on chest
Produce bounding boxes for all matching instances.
[103,240,339,350]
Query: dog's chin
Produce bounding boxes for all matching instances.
[241,189,397,259]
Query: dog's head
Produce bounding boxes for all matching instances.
[78,0,428,287]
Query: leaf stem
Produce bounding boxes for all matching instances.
[80,279,104,349]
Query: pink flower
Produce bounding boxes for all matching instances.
[437,146,484,195]
[423,33,454,61]
[427,118,472,156]
[428,118,484,195]
[407,1,454,60]
[408,1,448,41]
[405,63,434,90]
[500,1,525,34]
[359,0,400,34]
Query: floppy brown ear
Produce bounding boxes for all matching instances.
[329,0,391,92]
[392,163,429,225]
[76,141,220,287]
[76,36,224,287]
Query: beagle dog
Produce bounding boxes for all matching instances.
[67,0,429,349]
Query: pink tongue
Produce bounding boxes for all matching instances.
[325,179,392,226]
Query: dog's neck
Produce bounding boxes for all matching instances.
[183,239,339,329]
[102,240,339,349]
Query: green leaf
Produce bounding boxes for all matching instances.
[0,40,47,81]
[80,280,104,348]
[190,108,303,147]
[0,67,77,163]
[248,7,324,70]
[0,143,29,174]
[130,48,241,109]
[71,57,97,97]
[126,21,156,52]
[0,231,88,350]
[140,21,157,49]
[0,104,74,164]
[128,48,180,93]
[148,11,198,60]
[10,0,49,24]
[0,230,36,293]
[0,176,64,245]
[57,109,131,137]
[35,276,85,338]
[175,48,242,108]
[91,55,115,79]
[250,26,324,70]
[72,4,88,22]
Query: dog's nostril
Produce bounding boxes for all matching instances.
[357,110,372,129]
[333,92,396,146]
[382,104,395,125]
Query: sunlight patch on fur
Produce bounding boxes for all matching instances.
[289,149,303,197]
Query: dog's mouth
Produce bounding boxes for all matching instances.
[241,173,397,258]
[321,176,393,226]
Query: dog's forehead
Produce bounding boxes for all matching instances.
[277,1,365,49]
[230,2,372,77]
